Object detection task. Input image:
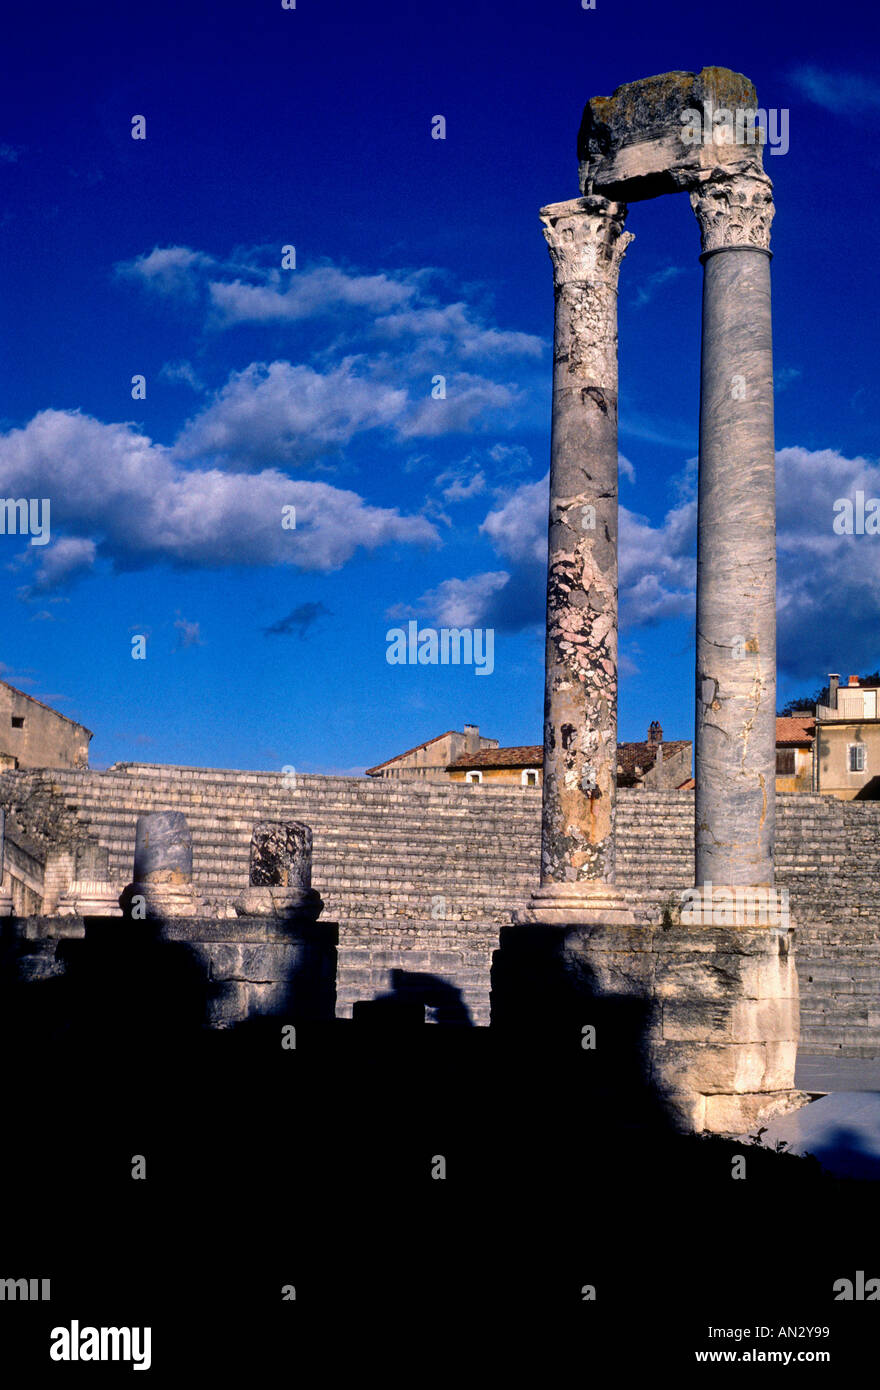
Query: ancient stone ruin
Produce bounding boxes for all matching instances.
[511,66,801,1131]
[0,67,855,1136]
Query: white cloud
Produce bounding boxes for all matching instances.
[374,302,544,359]
[488,443,533,476]
[117,246,544,370]
[790,66,880,113]
[116,245,215,298]
[0,409,440,592]
[774,366,802,392]
[437,468,486,502]
[774,444,880,675]
[396,572,510,627]
[175,360,409,467]
[160,360,205,392]
[399,374,521,439]
[16,537,96,597]
[479,473,547,565]
[632,264,687,308]
[174,616,204,649]
[619,499,696,625]
[209,265,418,325]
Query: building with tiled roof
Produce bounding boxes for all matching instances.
[616,723,692,789]
[369,721,692,789]
[447,744,543,786]
[365,725,499,781]
[775,712,815,793]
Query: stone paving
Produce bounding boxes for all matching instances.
[749,1054,880,1179]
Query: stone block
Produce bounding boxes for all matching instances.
[578,66,766,202]
[728,996,799,1045]
[207,980,249,1029]
[703,1089,810,1135]
[660,999,736,1043]
[206,943,302,983]
[655,1039,796,1096]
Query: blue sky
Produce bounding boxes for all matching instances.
[1,0,878,771]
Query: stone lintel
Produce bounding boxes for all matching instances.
[578,66,766,202]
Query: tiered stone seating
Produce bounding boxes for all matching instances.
[3,764,880,1049]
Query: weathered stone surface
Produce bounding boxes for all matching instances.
[556,922,802,1130]
[693,194,776,889]
[578,67,765,202]
[204,942,303,983]
[250,821,312,888]
[133,811,193,885]
[517,196,632,920]
[704,1088,809,1134]
[233,885,323,920]
[690,169,773,253]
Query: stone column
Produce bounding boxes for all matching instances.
[130,810,197,917]
[234,820,324,920]
[516,195,634,926]
[690,169,778,901]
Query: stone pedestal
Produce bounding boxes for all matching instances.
[493,916,806,1134]
[233,886,324,920]
[57,880,122,917]
[515,882,635,926]
[161,915,338,1029]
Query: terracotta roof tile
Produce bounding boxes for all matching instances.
[447,745,542,770]
[616,739,691,785]
[775,715,815,746]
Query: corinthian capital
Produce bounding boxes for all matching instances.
[689,169,775,255]
[540,195,633,289]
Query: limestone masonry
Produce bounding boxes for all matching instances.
[1,765,878,1056]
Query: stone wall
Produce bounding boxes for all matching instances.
[0,681,91,769]
[1,766,879,1048]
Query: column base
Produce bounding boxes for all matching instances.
[232,886,324,921]
[680,883,790,930]
[512,881,635,926]
[0,888,14,917]
[57,880,123,918]
[129,881,199,919]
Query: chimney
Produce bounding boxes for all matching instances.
[828,674,839,710]
[848,674,860,687]
[463,723,480,754]
[647,720,663,747]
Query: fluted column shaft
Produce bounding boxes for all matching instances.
[691,171,776,889]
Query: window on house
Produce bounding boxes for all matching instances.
[849,744,867,773]
[10,716,24,729]
[466,770,482,785]
[521,769,539,786]
[776,749,795,775]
